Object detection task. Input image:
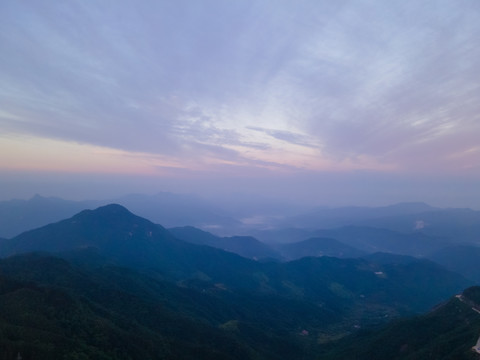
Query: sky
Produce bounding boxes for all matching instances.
[1,0,479,208]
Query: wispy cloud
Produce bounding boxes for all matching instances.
[247,126,320,149]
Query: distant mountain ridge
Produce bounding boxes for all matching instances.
[0,204,470,315]
[360,207,480,243]
[169,226,281,260]
[254,225,450,258]
[277,202,480,244]
[312,226,449,257]
[278,202,438,229]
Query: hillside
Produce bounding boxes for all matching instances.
[0,252,471,360]
[0,254,315,359]
[0,204,267,286]
[321,286,480,359]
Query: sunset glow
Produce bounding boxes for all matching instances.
[0,1,479,206]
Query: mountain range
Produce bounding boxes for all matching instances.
[276,202,480,244]
[1,204,468,308]
[4,194,480,244]
[0,198,479,358]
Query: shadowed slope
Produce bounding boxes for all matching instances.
[321,286,480,360]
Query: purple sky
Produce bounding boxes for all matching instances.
[1,1,479,208]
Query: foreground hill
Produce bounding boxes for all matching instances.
[0,252,472,360]
[321,286,480,360]
[0,253,320,359]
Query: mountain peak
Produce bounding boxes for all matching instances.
[3,203,181,269]
[72,203,136,222]
[93,203,132,215]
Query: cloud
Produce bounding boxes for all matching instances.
[0,0,479,176]
[247,126,320,148]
